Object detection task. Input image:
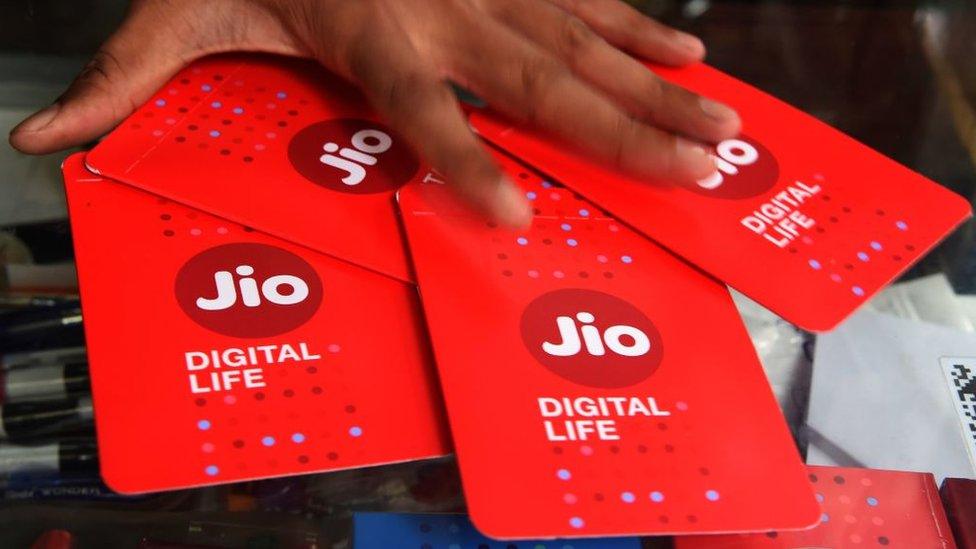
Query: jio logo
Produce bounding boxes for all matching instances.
[288,118,419,194]
[520,289,663,388]
[689,134,779,199]
[175,243,323,338]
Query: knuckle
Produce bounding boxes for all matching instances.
[386,70,440,109]
[514,59,568,125]
[615,10,654,49]
[386,70,430,107]
[607,115,637,171]
[658,133,680,176]
[558,16,600,60]
[631,75,667,122]
[78,50,122,86]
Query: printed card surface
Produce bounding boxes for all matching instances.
[87,54,425,283]
[62,153,449,493]
[352,513,640,548]
[469,63,972,331]
[942,357,976,474]
[675,466,957,548]
[398,150,818,538]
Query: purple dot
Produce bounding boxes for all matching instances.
[517,237,528,246]
[567,238,578,247]
[569,517,584,529]
[211,101,222,108]
[526,191,537,200]
[650,491,665,502]
[705,490,720,501]
[276,91,287,99]
[155,99,166,107]
[852,286,865,296]
[291,433,305,443]
[541,181,553,188]
[209,130,220,138]
[557,468,571,480]
[233,107,244,115]
[579,209,590,217]
[201,84,212,92]
[261,436,275,447]
[204,465,219,476]
[809,259,822,270]
[821,513,830,522]
[870,241,883,251]
[349,426,363,437]
[857,252,869,262]
[867,496,879,506]
[895,220,908,231]
[816,493,825,502]
[621,491,636,503]
[197,419,211,430]
[561,223,572,231]
[621,255,633,264]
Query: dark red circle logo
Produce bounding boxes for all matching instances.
[288,118,418,194]
[687,134,779,199]
[175,243,323,338]
[520,289,663,388]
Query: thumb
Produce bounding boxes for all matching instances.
[9,24,186,154]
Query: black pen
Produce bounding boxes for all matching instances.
[0,396,94,441]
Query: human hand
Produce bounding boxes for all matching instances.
[9,0,739,227]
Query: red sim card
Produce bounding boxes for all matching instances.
[62,153,448,493]
[87,54,424,283]
[469,63,972,331]
[675,466,957,548]
[398,150,818,538]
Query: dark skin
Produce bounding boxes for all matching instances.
[8,0,739,227]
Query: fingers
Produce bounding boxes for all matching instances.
[546,0,705,66]
[341,23,532,228]
[491,1,739,143]
[9,12,186,154]
[447,19,716,185]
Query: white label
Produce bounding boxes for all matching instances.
[941,356,976,473]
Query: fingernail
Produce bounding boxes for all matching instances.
[13,103,61,134]
[494,178,533,229]
[675,139,716,178]
[699,97,738,122]
[676,32,705,56]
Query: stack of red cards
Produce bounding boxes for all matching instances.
[62,53,970,540]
